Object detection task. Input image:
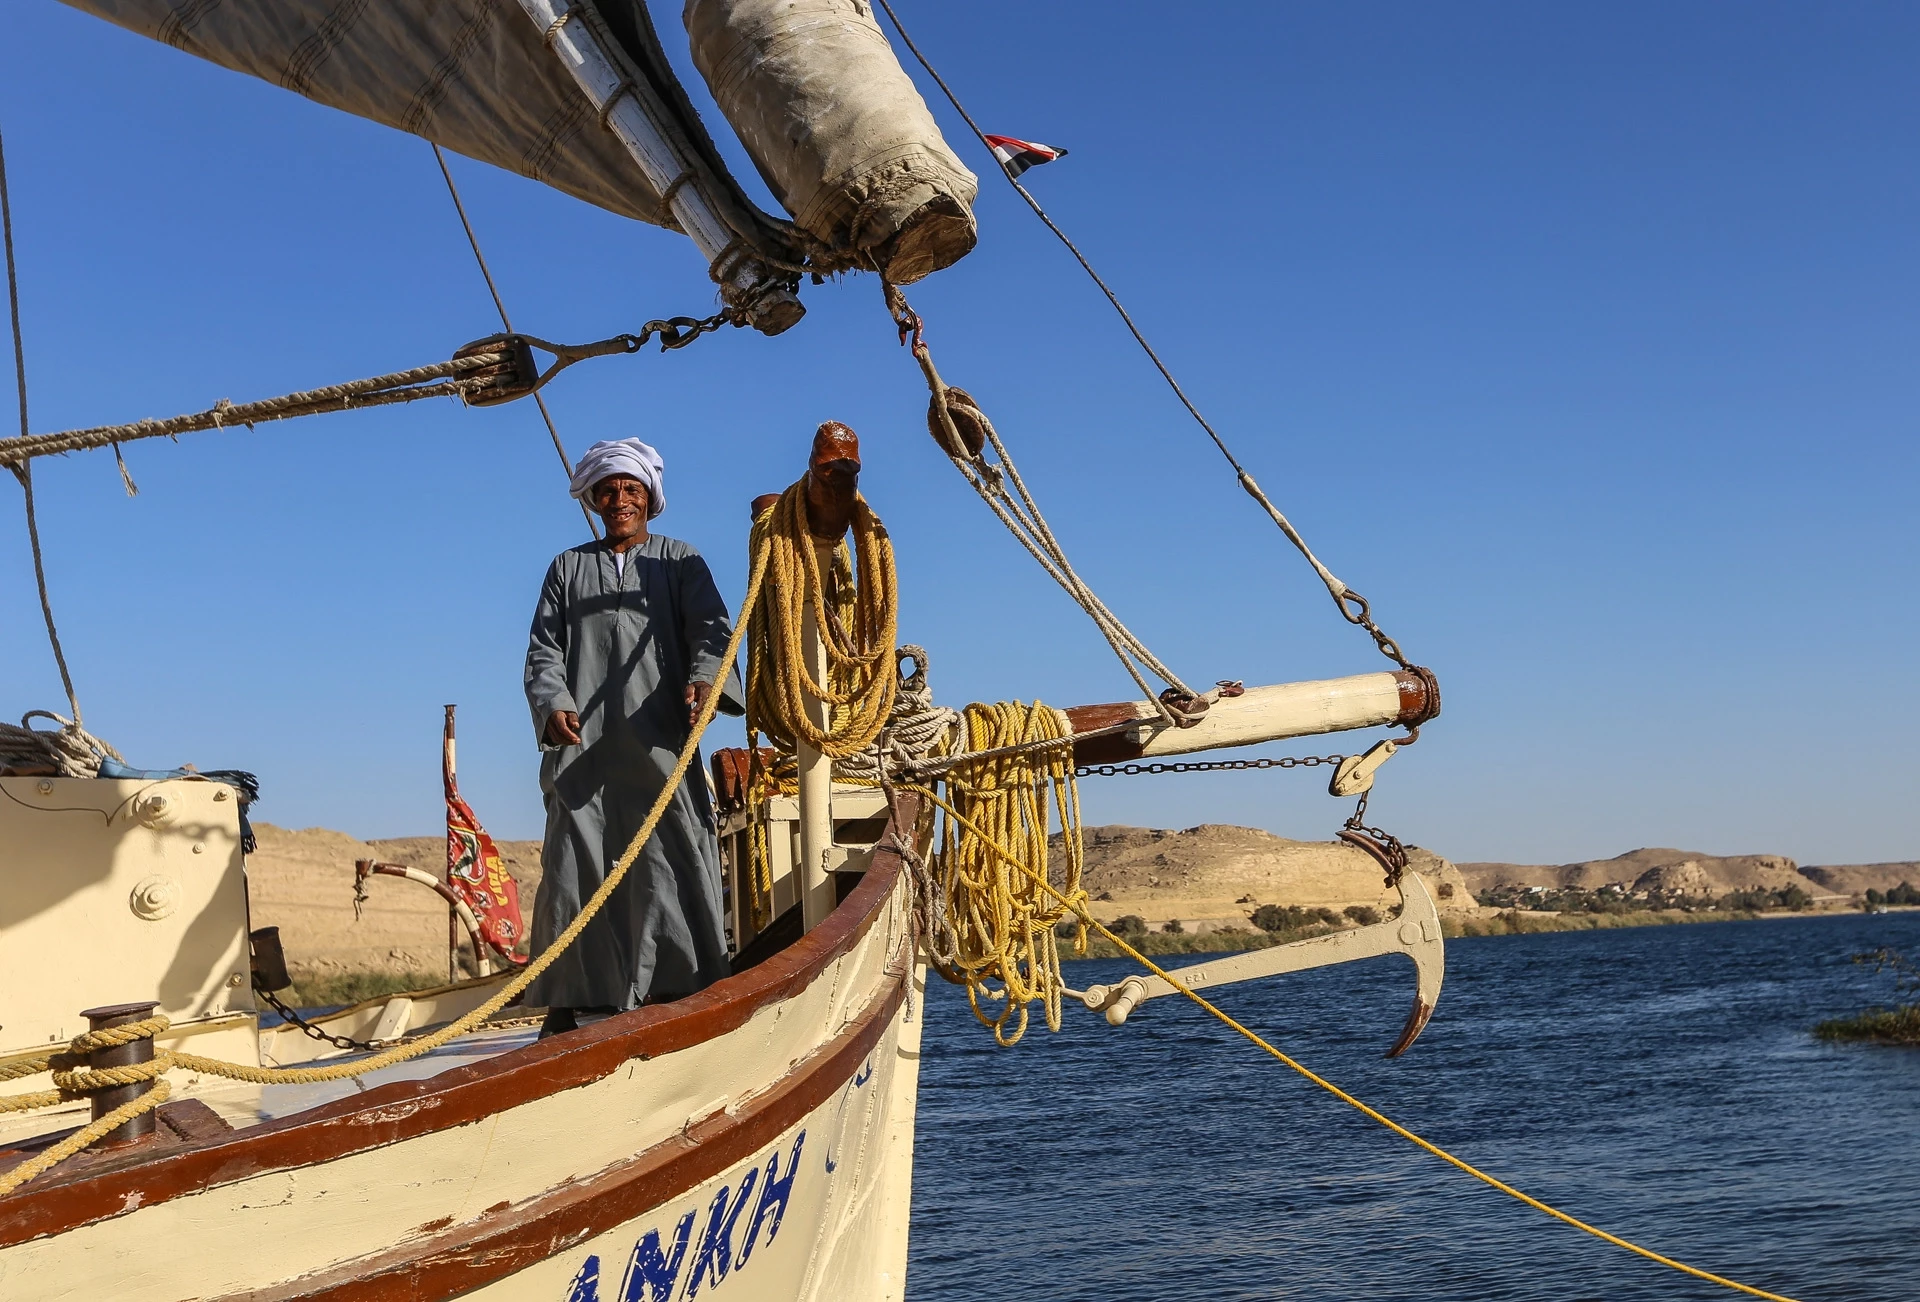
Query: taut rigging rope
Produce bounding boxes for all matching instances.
[430,142,600,540]
[886,286,1196,718]
[0,317,737,472]
[2,126,91,747]
[871,0,1418,671]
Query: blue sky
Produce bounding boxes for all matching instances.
[2,3,1915,866]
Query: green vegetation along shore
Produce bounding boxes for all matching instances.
[1064,901,1886,961]
[1815,948,1920,1046]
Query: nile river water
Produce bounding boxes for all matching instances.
[908,911,1920,1301]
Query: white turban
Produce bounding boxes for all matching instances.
[569,438,665,518]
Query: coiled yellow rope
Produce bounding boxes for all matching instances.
[742,733,796,930]
[921,701,1087,1046]
[906,784,1806,1302]
[745,480,897,759]
[0,548,768,1195]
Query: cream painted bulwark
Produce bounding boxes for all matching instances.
[0,777,256,1056]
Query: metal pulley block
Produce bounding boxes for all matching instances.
[453,334,539,407]
[1328,739,1398,797]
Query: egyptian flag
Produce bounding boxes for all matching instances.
[984,134,1068,180]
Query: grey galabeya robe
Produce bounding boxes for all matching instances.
[522,534,742,1010]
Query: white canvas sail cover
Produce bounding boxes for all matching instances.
[61,0,978,282]
[683,0,978,281]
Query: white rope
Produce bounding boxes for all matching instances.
[900,321,1196,717]
[834,645,959,786]
[0,710,123,778]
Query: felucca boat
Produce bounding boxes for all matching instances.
[0,3,1443,1297]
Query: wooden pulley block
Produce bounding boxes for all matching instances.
[926,385,987,459]
[1328,739,1399,797]
[454,334,539,407]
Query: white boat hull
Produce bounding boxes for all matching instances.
[0,795,924,1302]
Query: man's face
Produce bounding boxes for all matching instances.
[592,474,650,542]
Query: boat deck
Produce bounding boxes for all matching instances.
[0,1018,542,1182]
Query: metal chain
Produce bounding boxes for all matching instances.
[1333,588,1414,671]
[254,985,377,1055]
[622,310,743,352]
[1076,752,1347,779]
[1340,790,1411,890]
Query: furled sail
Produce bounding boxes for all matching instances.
[685,0,978,285]
[59,0,978,329]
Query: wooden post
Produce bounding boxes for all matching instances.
[80,1001,160,1146]
[796,541,836,931]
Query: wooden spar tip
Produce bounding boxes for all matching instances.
[1066,667,1441,766]
[1397,666,1441,729]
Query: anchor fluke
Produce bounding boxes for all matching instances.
[1080,872,1447,1056]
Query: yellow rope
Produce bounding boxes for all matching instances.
[918,701,1087,1046]
[0,548,768,1192]
[0,1055,53,1085]
[745,480,897,759]
[0,1081,173,1197]
[742,729,796,930]
[906,784,1805,1302]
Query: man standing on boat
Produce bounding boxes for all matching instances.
[522,438,742,1037]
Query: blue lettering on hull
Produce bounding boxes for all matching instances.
[562,1131,807,1301]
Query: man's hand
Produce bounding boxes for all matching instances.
[685,681,712,730]
[544,710,582,747]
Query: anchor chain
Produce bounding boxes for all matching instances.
[1076,753,1347,778]
[254,986,378,1055]
[1339,789,1412,890]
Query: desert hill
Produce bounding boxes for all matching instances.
[1061,823,1477,933]
[244,819,1477,976]
[243,820,1904,979]
[1799,861,1920,897]
[1452,848,1883,903]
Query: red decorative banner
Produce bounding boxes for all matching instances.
[444,705,524,962]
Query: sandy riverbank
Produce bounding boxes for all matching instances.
[242,819,1903,977]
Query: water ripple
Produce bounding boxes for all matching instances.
[909,913,1920,1301]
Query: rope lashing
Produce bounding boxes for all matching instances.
[832,646,959,787]
[0,709,124,778]
[0,316,740,472]
[902,781,1808,1302]
[884,286,1197,722]
[0,542,768,1195]
[745,479,900,760]
[429,142,599,539]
